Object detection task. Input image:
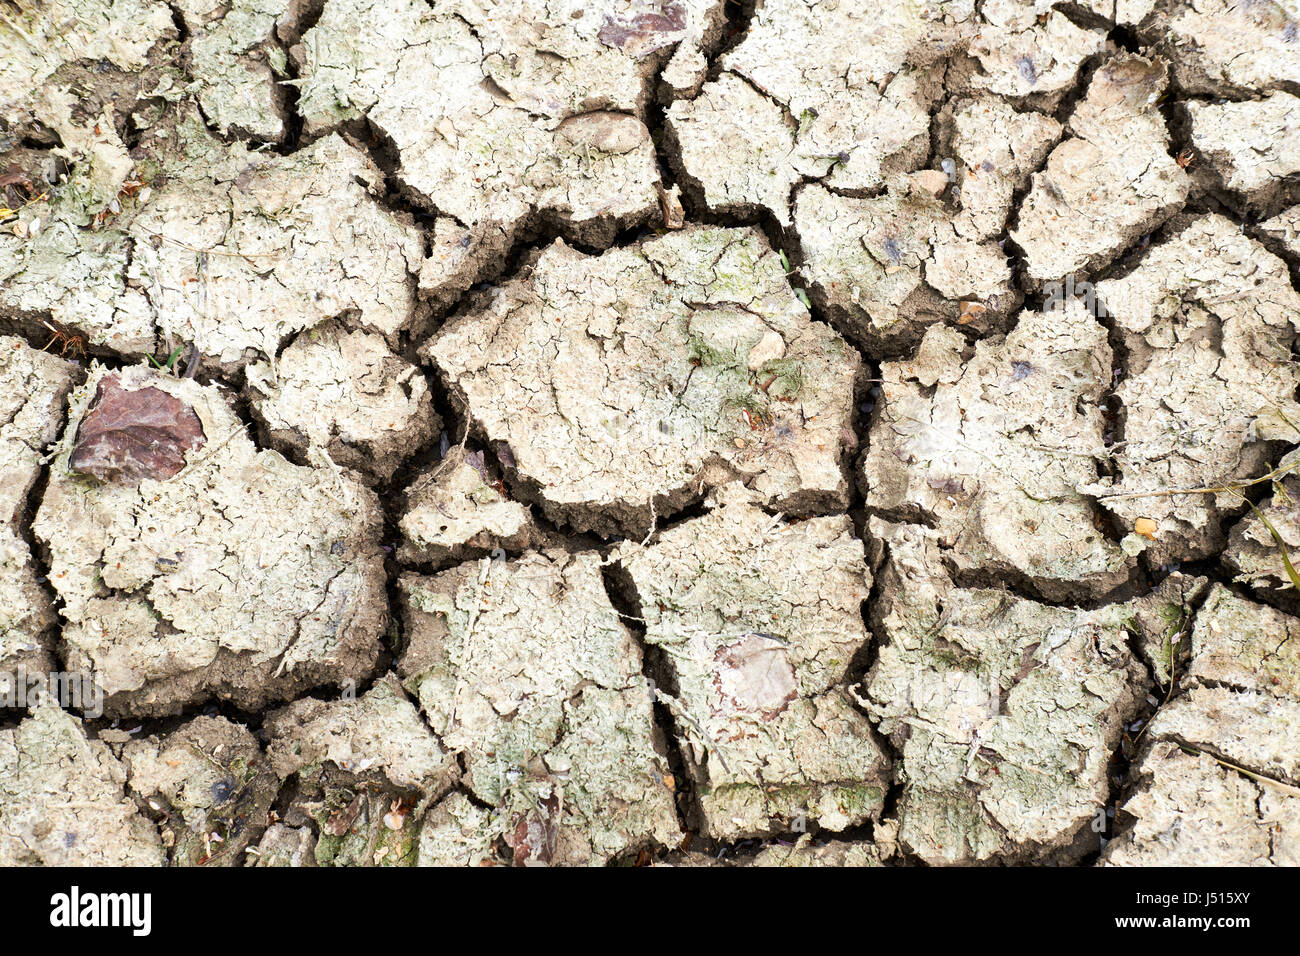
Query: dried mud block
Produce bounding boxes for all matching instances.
[1104,586,1300,865]
[1224,466,1300,602]
[1223,442,1300,601]
[794,182,1010,353]
[660,42,708,99]
[749,834,894,867]
[265,676,457,794]
[1188,93,1300,216]
[247,321,439,484]
[0,107,157,356]
[247,824,317,866]
[1260,204,1300,260]
[0,221,155,357]
[1149,586,1300,783]
[715,0,946,196]
[418,219,516,317]
[397,447,539,567]
[0,338,75,681]
[0,0,175,123]
[177,0,309,142]
[1124,572,1208,688]
[288,0,431,134]
[1137,0,1300,97]
[615,485,889,841]
[122,715,278,866]
[667,75,930,226]
[1102,743,1295,866]
[666,69,930,227]
[3,107,421,365]
[1013,56,1190,286]
[27,84,136,224]
[129,127,422,367]
[0,703,164,866]
[264,675,458,866]
[862,306,1133,600]
[864,520,1150,865]
[1089,215,1300,565]
[946,95,1062,243]
[794,96,1058,353]
[426,226,860,536]
[33,365,388,716]
[0,5,177,353]
[293,0,722,264]
[968,0,1108,109]
[1153,685,1300,783]
[665,72,805,226]
[417,791,501,867]
[1077,0,1158,21]
[1267,789,1300,866]
[419,681,682,867]
[296,0,722,135]
[668,0,1095,227]
[401,551,681,866]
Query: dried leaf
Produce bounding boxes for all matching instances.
[506,793,560,866]
[659,185,685,229]
[712,632,798,718]
[0,162,31,190]
[69,375,206,483]
[598,1,687,57]
[324,795,362,837]
[959,301,988,326]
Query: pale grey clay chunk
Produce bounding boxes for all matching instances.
[1089,215,1300,566]
[864,520,1152,865]
[0,703,164,866]
[1103,586,1300,866]
[1187,93,1300,215]
[616,485,890,841]
[0,338,75,680]
[400,551,681,865]
[397,446,540,567]
[247,321,440,484]
[34,366,388,716]
[862,302,1133,600]
[426,226,860,536]
[294,0,726,291]
[1013,55,1189,286]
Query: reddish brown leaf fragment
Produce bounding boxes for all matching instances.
[324,795,362,837]
[598,1,687,57]
[0,162,32,190]
[505,793,560,866]
[69,375,207,483]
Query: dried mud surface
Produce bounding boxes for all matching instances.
[1,0,1298,867]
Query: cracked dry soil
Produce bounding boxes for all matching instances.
[0,0,1298,868]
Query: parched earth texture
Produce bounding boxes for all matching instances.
[0,0,1298,867]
